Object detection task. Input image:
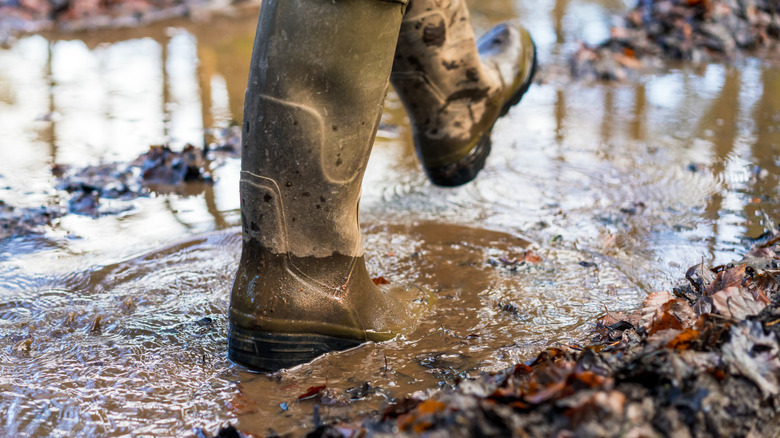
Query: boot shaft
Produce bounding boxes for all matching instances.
[242,0,406,258]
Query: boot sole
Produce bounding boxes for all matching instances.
[228,324,364,372]
[426,40,538,187]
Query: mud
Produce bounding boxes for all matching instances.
[302,237,780,437]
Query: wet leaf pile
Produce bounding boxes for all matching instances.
[279,237,780,437]
[1,130,243,239]
[571,0,780,81]
[0,200,64,240]
[0,0,210,43]
[53,143,213,217]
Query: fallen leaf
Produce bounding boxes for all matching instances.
[643,292,697,334]
[641,291,674,330]
[722,321,780,397]
[570,371,607,389]
[524,380,569,405]
[524,250,543,264]
[416,399,447,415]
[686,261,716,293]
[14,338,32,352]
[647,328,684,346]
[712,286,767,319]
[706,264,746,296]
[372,277,390,285]
[666,328,700,350]
[226,392,259,415]
[598,310,629,328]
[298,384,327,400]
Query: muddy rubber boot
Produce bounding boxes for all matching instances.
[391,0,537,187]
[229,0,428,372]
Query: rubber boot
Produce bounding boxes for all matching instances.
[228,0,428,372]
[391,0,537,187]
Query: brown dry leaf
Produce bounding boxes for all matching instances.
[571,371,608,389]
[226,391,259,415]
[748,270,777,304]
[524,379,569,405]
[598,311,630,327]
[416,399,447,415]
[489,387,519,401]
[524,250,543,264]
[673,299,698,323]
[397,400,447,434]
[647,328,684,347]
[706,264,746,296]
[686,260,716,293]
[372,277,390,285]
[693,295,712,316]
[641,291,674,330]
[510,363,534,377]
[748,246,776,258]
[412,421,434,434]
[644,295,697,335]
[614,53,643,69]
[712,286,767,320]
[666,328,700,350]
[565,390,627,429]
[298,384,327,400]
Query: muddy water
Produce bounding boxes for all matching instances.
[1,0,779,436]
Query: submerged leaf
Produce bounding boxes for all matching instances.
[298,384,327,401]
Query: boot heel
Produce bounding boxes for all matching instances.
[228,324,364,372]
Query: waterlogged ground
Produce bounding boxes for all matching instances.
[1,0,779,436]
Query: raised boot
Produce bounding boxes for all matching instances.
[391,0,537,186]
[229,0,427,372]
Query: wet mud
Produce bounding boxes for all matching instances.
[2,0,780,437]
[302,237,780,437]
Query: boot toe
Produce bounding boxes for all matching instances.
[477,22,538,117]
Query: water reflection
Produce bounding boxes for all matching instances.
[1,0,779,436]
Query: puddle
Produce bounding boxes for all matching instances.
[1,0,780,436]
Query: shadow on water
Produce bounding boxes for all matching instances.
[1,0,780,436]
